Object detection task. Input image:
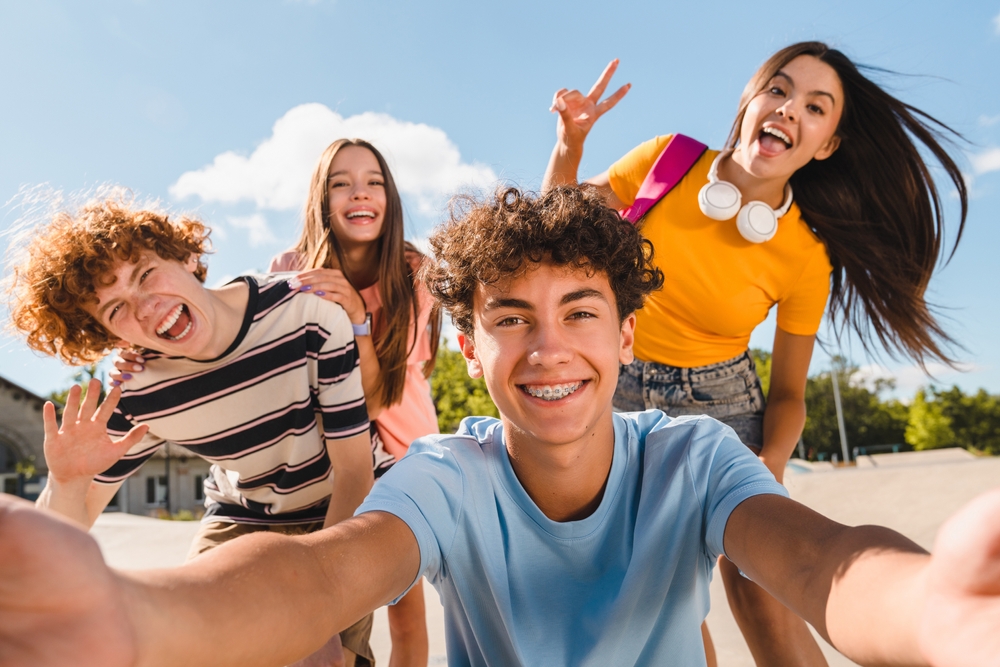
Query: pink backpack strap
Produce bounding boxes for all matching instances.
[619,134,708,224]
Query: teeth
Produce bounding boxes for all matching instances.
[156,305,184,335]
[164,319,192,341]
[523,382,584,401]
[762,127,792,146]
[346,211,376,219]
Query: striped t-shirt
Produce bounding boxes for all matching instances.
[99,274,370,524]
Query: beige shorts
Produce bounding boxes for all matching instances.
[188,520,374,666]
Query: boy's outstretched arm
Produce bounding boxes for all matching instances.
[0,495,419,667]
[725,489,1000,666]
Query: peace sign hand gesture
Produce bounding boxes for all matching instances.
[550,59,631,152]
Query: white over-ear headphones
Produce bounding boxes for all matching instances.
[697,151,793,244]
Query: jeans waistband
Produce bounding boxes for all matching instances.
[629,351,756,383]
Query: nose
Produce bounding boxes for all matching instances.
[776,97,798,122]
[526,321,573,368]
[350,182,372,200]
[134,294,159,321]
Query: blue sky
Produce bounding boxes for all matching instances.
[2,0,999,400]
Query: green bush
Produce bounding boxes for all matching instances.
[431,342,499,434]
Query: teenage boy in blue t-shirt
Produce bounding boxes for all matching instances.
[2,187,999,667]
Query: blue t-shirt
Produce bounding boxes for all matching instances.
[357,410,787,667]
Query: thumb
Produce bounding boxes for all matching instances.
[115,424,150,454]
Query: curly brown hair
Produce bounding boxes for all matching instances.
[6,193,211,365]
[425,186,663,335]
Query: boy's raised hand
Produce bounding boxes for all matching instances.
[550,59,631,151]
[42,379,148,487]
[919,488,1000,666]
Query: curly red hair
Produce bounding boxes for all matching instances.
[6,194,211,365]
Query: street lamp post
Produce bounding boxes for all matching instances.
[830,362,850,464]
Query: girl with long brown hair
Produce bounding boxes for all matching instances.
[543,42,967,665]
[270,138,440,667]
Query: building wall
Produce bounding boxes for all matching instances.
[112,450,213,518]
[0,376,48,498]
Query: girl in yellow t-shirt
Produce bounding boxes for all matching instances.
[543,42,967,666]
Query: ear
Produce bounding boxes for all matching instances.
[619,313,636,366]
[813,134,841,161]
[183,254,200,273]
[458,333,483,379]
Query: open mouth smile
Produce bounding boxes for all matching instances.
[156,304,193,341]
[345,210,377,220]
[758,126,793,152]
[521,381,585,401]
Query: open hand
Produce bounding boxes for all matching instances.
[0,495,136,666]
[550,59,631,151]
[42,379,149,486]
[919,488,1000,666]
[288,269,368,326]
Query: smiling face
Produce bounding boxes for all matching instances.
[735,54,844,181]
[83,251,227,359]
[459,262,636,452]
[324,145,388,252]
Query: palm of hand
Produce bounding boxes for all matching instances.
[0,496,136,666]
[43,380,147,484]
[919,489,1000,666]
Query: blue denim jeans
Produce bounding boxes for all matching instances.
[613,351,766,452]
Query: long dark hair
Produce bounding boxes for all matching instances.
[294,138,441,406]
[726,42,968,367]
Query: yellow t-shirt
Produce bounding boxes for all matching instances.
[608,135,832,368]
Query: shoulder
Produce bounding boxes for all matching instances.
[268,250,306,273]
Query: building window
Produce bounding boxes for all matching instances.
[193,474,204,502]
[145,476,167,506]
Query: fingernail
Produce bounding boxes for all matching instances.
[112,380,121,387]
[300,285,312,291]
[134,364,144,371]
[556,99,566,111]
[121,373,132,380]
[135,356,144,362]
[288,280,300,288]
[315,290,326,296]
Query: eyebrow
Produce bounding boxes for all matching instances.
[327,169,384,178]
[96,259,146,321]
[773,70,837,104]
[481,288,608,312]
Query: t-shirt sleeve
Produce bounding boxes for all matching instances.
[314,300,370,439]
[356,437,466,601]
[776,242,832,336]
[607,135,673,206]
[94,406,166,484]
[684,418,789,561]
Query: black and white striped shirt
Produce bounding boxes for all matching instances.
[100,274,369,524]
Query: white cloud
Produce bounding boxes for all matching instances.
[226,214,277,247]
[995,11,1000,34]
[979,113,1000,127]
[971,147,1000,175]
[170,104,497,215]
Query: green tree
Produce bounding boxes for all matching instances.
[430,342,499,434]
[906,385,1000,455]
[905,388,956,450]
[749,348,771,397]
[802,358,908,460]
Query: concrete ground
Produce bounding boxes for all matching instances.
[92,448,1000,666]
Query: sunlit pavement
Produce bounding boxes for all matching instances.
[92,448,1000,667]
